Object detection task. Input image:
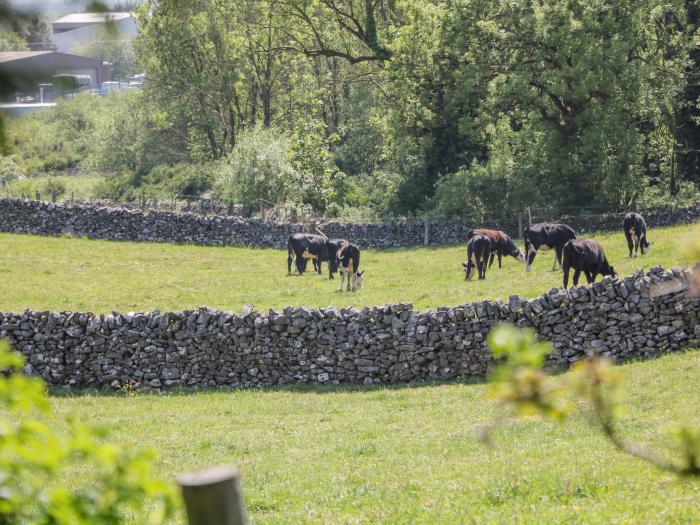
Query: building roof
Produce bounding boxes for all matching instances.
[0,51,54,64]
[0,51,104,67]
[52,12,132,25]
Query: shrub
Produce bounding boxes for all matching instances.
[42,176,67,197]
[214,127,301,207]
[0,339,176,523]
[0,155,24,187]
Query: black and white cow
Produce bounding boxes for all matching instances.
[462,234,492,280]
[523,223,576,272]
[287,233,338,277]
[336,242,364,291]
[562,238,617,288]
[623,212,652,257]
[466,228,525,268]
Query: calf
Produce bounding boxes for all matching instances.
[623,212,652,257]
[337,243,364,291]
[466,228,525,268]
[523,223,576,272]
[562,238,617,288]
[462,234,491,280]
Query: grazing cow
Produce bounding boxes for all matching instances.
[322,238,349,278]
[462,234,492,280]
[287,233,335,276]
[337,242,364,291]
[466,228,525,268]
[623,212,652,257]
[562,238,617,288]
[523,223,576,272]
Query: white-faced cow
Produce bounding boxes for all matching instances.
[288,233,342,278]
[336,242,364,291]
[562,238,617,288]
[523,223,576,272]
[462,234,491,280]
[466,228,525,269]
[623,212,652,257]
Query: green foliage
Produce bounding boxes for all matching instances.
[0,155,24,187]
[485,324,700,477]
[214,127,300,207]
[0,30,27,50]
[94,163,214,200]
[0,339,176,523]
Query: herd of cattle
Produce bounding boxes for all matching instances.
[287,212,653,291]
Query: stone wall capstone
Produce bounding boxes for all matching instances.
[2,267,698,390]
[1,198,698,249]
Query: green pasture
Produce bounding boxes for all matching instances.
[47,349,700,524]
[0,223,697,313]
[3,173,105,201]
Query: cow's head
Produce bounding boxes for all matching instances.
[462,261,475,280]
[513,247,526,264]
[355,270,364,290]
[641,237,653,255]
[606,265,617,279]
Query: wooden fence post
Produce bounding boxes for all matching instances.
[517,212,523,239]
[424,219,430,246]
[51,191,57,203]
[35,191,40,201]
[178,466,248,525]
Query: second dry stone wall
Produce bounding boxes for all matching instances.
[1,198,699,249]
[1,266,698,390]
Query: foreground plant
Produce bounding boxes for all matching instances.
[0,339,177,524]
[482,325,700,477]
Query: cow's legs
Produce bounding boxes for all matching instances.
[625,233,634,257]
[563,266,570,288]
[633,236,640,256]
[526,250,536,272]
[488,252,496,268]
[296,256,305,274]
[351,272,357,291]
[551,252,558,272]
[287,254,293,274]
[573,269,581,286]
[338,270,345,291]
[585,271,594,284]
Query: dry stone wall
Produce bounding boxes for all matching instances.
[1,198,699,249]
[2,267,698,390]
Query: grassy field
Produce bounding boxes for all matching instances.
[0,223,697,313]
[46,349,700,524]
[3,173,104,201]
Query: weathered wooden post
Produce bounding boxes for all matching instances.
[51,191,57,203]
[70,191,74,203]
[35,191,40,201]
[517,212,523,239]
[178,466,248,525]
[424,218,430,246]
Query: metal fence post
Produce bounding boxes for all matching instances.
[178,465,248,525]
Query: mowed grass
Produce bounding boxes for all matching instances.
[0,223,697,313]
[47,350,700,524]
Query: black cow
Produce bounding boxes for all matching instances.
[623,212,652,257]
[523,223,576,272]
[336,242,364,291]
[287,233,340,277]
[466,228,525,268]
[562,238,617,288]
[462,234,491,280]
